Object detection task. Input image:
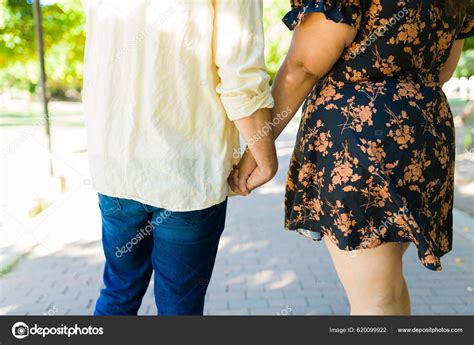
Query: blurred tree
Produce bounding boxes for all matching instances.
[263,2,292,81]
[455,37,474,77]
[464,36,474,51]
[0,0,85,96]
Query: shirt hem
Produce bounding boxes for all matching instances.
[93,187,230,212]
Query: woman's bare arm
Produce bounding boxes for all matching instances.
[270,12,357,139]
[440,39,464,85]
[231,12,358,195]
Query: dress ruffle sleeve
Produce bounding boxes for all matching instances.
[282,0,363,31]
[457,7,474,39]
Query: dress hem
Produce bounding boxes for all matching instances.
[284,223,450,272]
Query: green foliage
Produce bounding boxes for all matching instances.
[455,49,474,78]
[0,0,85,95]
[456,37,474,78]
[464,36,474,51]
[263,1,292,81]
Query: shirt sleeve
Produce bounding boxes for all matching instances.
[213,0,274,121]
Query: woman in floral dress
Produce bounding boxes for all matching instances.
[231,0,474,315]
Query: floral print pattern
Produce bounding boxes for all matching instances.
[283,0,474,271]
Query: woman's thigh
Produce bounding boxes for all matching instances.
[324,238,410,305]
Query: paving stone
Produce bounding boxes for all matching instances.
[298,305,334,315]
[249,308,282,316]
[268,297,308,308]
[412,306,433,315]
[246,290,285,300]
[208,309,249,316]
[429,304,458,315]
[228,298,269,310]
[330,304,350,315]
[451,304,474,315]
[205,299,229,310]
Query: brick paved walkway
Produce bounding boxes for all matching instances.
[0,122,473,316]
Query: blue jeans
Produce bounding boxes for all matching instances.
[94,194,227,316]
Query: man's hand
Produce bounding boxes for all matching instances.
[229,150,256,195]
[229,149,276,196]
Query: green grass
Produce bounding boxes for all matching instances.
[0,245,37,278]
[448,98,471,107]
[0,112,84,127]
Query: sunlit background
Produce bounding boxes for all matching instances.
[0,0,473,316]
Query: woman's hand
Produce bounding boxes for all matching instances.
[229,149,276,196]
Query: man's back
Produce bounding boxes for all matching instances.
[83,0,273,211]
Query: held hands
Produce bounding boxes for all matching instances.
[230,108,278,196]
[228,149,278,196]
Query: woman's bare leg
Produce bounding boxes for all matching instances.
[325,238,411,315]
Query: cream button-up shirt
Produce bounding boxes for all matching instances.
[82,0,274,211]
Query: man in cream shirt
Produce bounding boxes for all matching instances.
[83,0,277,315]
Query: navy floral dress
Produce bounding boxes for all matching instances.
[283,0,474,271]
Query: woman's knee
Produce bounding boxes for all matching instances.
[370,280,405,307]
[347,277,406,314]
